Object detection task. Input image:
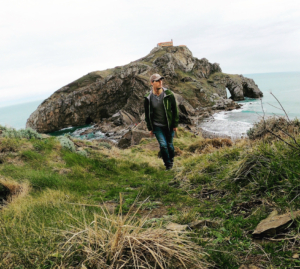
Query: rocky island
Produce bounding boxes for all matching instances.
[26,46,263,145]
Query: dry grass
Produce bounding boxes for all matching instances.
[0,177,30,206]
[188,138,233,154]
[105,145,164,169]
[59,195,209,269]
[247,116,300,140]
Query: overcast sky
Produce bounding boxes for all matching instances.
[1,0,300,107]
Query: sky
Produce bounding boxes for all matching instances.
[1,0,300,107]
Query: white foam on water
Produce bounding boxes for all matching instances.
[59,126,74,131]
[200,119,252,140]
[88,130,106,140]
[213,111,228,120]
[71,126,93,136]
[199,106,255,140]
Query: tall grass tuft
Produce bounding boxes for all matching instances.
[0,177,30,206]
[59,195,209,268]
[188,138,232,153]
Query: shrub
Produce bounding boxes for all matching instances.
[57,136,76,152]
[0,138,20,152]
[0,125,42,139]
[247,116,300,140]
[77,149,88,157]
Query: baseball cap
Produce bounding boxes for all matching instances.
[150,73,164,82]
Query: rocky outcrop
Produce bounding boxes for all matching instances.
[26,46,263,133]
[212,97,242,110]
[225,75,263,101]
[26,74,150,133]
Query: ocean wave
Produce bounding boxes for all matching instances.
[59,126,75,131]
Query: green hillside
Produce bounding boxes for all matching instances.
[0,121,300,268]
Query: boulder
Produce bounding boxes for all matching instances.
[135,121,148,131]
[111,110,137,126]
[212,98,240,110]
[253,210,300,237]
[118,129,151,149]
[188,219,221,229]
[166,222,188,232]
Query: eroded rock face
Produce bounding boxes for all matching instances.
[26,46,262,133]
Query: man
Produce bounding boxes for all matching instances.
[144,73,179,170]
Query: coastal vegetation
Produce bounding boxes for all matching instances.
[0,121,300,268]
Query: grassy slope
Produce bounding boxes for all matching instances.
[0,131,300,268]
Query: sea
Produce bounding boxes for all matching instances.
[0,72,299,139]
[199,72,300,139]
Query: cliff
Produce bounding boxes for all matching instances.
[26,46,263,133]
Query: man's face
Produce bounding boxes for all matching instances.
[151,78,163,90]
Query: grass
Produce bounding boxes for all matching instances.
[58,195,209,269]
[0,128,300,268]
[57,70,114,94]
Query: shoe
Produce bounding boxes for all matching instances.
[170,158,174,168]
[165,164,173,170]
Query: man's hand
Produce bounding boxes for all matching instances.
[150,130,154,137]
[173,128,178,132]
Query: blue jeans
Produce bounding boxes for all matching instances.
[153,125,175,168]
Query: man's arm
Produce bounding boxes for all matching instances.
[144,98,153,134]
[171,94,179,130]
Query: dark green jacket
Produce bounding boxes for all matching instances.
[144,88,179,131]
